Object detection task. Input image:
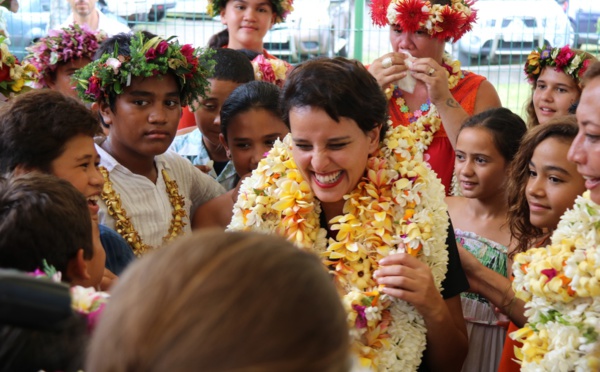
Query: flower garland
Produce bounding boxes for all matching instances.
[25,24,107,89]
[385,54,463,153]
[98,166,187,256]
[228,124,449,371]
[74,31,214,108]
[30,260,109,331]
[524,45,594,87]
[370,0,477,42]
[512,191,600,371]
[207,0,294,24]
[251,54,291,88]
[0,36,37,100]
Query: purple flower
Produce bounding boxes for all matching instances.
[145,47,157,60]
[353,304,368,328]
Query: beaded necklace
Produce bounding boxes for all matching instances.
[99,166,187,256]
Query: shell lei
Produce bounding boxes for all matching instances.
[512,191,600,371]
[228,124,449,371]
[99,166,187,256]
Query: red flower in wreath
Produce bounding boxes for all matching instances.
[394,0,430,33]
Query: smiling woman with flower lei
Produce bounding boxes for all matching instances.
[523,45,597,128]
[228,57,469,371]
[508,62,600,372]
[73,31,225,256]
[369,0,501,195]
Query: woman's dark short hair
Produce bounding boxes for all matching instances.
[282,57,388,141]
[220,81,282,141]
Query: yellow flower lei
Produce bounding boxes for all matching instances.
[228,124,449,370]
[99,166,187,256]
[512,191,600,371]
[385,54,462,154]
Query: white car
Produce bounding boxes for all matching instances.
[455,0,573,64]
[264,0,349,63]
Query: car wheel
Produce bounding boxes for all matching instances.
[148,9,165,22]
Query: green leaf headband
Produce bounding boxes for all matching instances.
[74,32,215,108]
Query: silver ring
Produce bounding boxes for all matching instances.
[427,67,435,76]
[382,57,392,69]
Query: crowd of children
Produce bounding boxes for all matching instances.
[1,0,600,370]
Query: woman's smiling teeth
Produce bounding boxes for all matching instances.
[314,170,343,184]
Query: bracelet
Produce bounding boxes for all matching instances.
[500,281,512,308]
[506,295,517,319]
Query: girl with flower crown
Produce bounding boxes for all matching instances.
[368,0,502,196]
[457,116,586,372]
[73,31,225,257]
[25,24,106,100]
[445,107,527,371]
[523,45,597,128]
[228,57,469,371]
[178,0,294,130]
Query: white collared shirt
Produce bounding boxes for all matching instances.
[95,140,225,248]
[57,9,131,37]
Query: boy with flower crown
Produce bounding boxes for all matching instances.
[74,31,225,256]
[25,24,106,100]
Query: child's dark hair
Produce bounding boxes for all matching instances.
[0,89,100,174]
[0,173,93,280]
[507,115,579,257]
[282,57,388,141]
[207,29,229,49]
[458,107,527,163]
[92,31,160,111]
[212,48,255,83]
[220,81,282,141]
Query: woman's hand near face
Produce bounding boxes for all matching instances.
[408,57,454,106]
[368,52,409,89]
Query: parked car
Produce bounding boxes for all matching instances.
[565,0,600,47]
[0,0,50,61]
[455,0,573,64]
[264,0,350,63]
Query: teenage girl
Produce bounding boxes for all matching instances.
[523,45,596,128]
[446,107,527,372]
[193,81,289,229]
[457,116,586,372]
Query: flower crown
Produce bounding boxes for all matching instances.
[74,32,214,108]
[25,24,107,89]
[370,0,477,42]
[251,54,290,87]
[207,0,294,24]
[524,45,593,86]
[0,36,37,101]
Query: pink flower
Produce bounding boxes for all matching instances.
[145,47,157,60]
[85,75,102,99]
[156,40,169,55]
[554,46,574,69]
[254,55,276,83]
[180,44,195,63]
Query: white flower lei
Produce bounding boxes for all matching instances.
[512,191,600,371]
[228,124,449,371]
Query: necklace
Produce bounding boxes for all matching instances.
[98,166,187,256]
[228,126,449,371]
[512,191,600,370]
[385,54,463,153]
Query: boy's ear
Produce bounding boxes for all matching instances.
[219,133,231,158]
[220,9,227,25]
[66,248,91,285]
[98,102,114,126]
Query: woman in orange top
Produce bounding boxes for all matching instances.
[368,0,501,195]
